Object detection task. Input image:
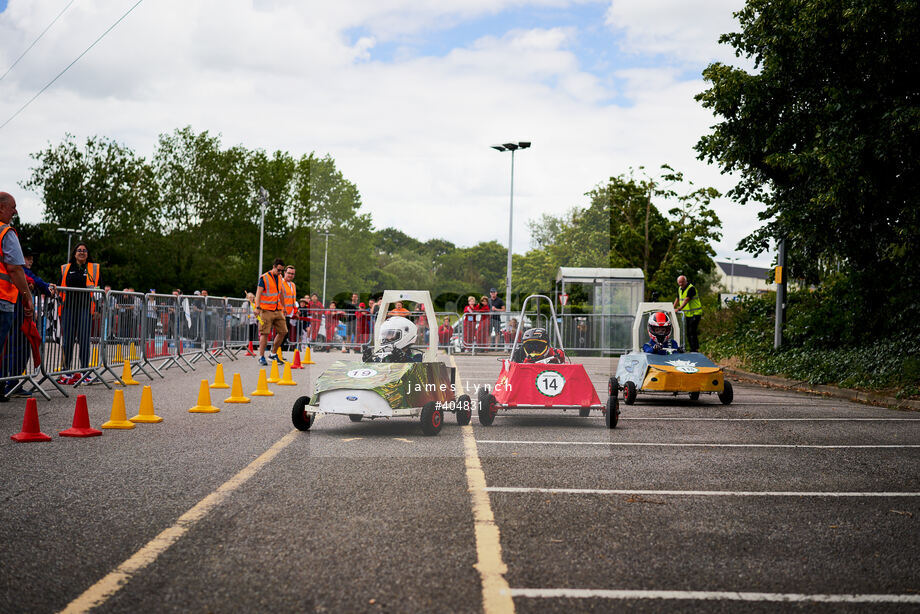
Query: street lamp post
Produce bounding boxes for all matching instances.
[320,230,333,305]
[257,187,269,278]
[57,227,84,259]
[491,141,531,314]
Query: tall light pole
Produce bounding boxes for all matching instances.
[491,141,531,313]
[57,227,84,259]
[320,229,333,305]
[257,187,268,278]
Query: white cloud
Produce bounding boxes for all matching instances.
[0,0,772,273]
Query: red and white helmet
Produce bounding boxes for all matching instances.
[647,311,672,345]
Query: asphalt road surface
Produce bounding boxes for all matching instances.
[1,350,918,613]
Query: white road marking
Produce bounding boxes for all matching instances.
[477,440,920,449]
[487,487,920,497]
[510,588,920,604]
[618,417,920,421]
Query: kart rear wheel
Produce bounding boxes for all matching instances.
[291,396,314,431]
[421,401,443,435]
[579,407,591,417]
[456,394,472,426]
[689,391,700,401]
[478,389,496,426]
[719,380,734,405]
[623,381,637,405]
[606,395,619,429]
[348,414,363,422]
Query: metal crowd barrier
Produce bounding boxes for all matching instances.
[225,297,255,358]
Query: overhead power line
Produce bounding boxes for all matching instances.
[0,0,77,83]
[0,0,144,133]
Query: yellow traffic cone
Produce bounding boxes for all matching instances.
[225,373,250,403]
[129,342,139,361]
[121,360,140,385]
[189,379,220,413]
[277,362,296,386]
[102,389,136,429]
[250,369,274,397]
[210,363,230,389]
[267,359,281,383]
[277,350,285,363]
[89,346,99,368]
[130,385,163,423]
[302,346,315,364]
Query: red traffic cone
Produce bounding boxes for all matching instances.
[59,394,102,437]
[291,349,303,369]
[11,398,52,442]
[246,340,256,356]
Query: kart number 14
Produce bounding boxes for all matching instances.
[536,370,565,397]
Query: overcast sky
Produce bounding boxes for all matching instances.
[0,0,772,267]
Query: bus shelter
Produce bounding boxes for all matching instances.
[554,267,644,353]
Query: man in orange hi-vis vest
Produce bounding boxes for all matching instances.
[254,258,288,366]
[0,193,34,401]
[281,265,297,352]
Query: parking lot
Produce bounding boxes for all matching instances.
[1,351,918,612]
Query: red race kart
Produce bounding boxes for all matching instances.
[477,295,618,428]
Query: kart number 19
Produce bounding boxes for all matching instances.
[347,368,378,378]
[536,370,565,397]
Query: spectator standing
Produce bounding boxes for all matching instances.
[59,242,100,382]
[476,296,491,347]
[0,196,36,401]
[342,292,359,351]
[438,316,452,348]
[388,301,410,317]
[356,302,370,346]
[324,300,344,351]
[462,296,477,350]
[487,287,505,348]
[254,258,288,365]
[415,303,429,346]
[674,275,703,352]
[308,293,323,343]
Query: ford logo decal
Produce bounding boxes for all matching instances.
[346,395,358,401]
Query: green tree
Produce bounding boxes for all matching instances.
[695,0,920,333]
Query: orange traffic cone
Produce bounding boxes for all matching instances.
[11,398,52,442]
[130,386,163,423]
[290,350,303,369]
[210,363,230,389]
[225,373,250,403]
[267,359,281,383]
[102,389,136,429]
[251,369,274,397]
[246,340,256,357]
[277,362,297,386]
[302,346,315,365]
[60,395,102,437]
[189,379,220,413]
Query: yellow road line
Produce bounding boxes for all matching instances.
[60,430,299,614]
[452,355,515,614]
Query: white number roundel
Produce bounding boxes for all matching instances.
[535,370,565,397]
[347,368,378,378]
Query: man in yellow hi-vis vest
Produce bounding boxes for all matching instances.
[674,275,702,352]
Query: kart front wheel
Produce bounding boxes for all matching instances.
[608,377,618,397]
[421,401,443,435]
[348,414,363,422]
[292,396,314,431]
[456,394,472,426]
[719,380,734,405]
[689,391,700,401]
[623,381,637,405]
[606,395,619,429]
[478,390,497,426]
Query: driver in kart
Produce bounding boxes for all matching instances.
[643,311,682,355]
[362,316,423,363]
[511,328,565,364]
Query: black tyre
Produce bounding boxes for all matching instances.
[348,414,363,422]
[291,396,314,431]
[478,389,496,426]
[605,396,619,429]
[421,401,443,435]
[579,407,591,417]
[719,380,734,405]
[689,391,700,401]
[623,381,637,405]
[608,377,617,397]
[456,394,472,426]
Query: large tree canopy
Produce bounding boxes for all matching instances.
[695,0,920,331]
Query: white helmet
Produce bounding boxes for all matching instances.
[379,316,417,351]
